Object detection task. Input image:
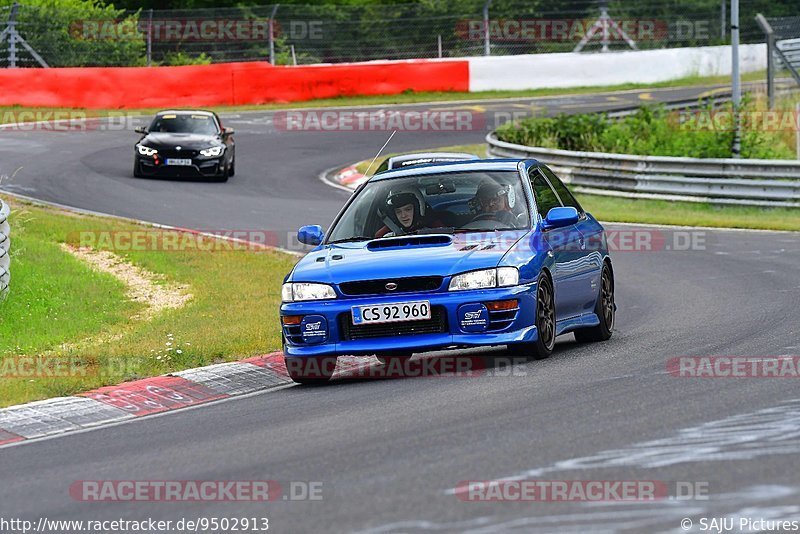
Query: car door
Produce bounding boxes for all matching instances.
[539,165,603,317]
[529,167,584,322]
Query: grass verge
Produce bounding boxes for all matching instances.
[0,70,773,120]
[0,198,296,407]
[351,144,800,232]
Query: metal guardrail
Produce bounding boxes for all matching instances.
[487,132,800,208]
[0,197,10,298]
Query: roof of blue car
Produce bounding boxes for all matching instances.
[369,158,535,181]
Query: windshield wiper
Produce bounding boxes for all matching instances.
[328,236,374,244]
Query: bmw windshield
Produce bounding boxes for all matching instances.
[326,170,530,244]
[148,113,219,135]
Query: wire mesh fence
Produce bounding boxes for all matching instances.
[0,0,794,68]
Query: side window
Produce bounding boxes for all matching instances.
[540,165,584,214]
[528,168,561,220]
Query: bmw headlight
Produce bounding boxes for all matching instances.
[136,144,157,156]
[281,282,336,302]
[199,146,224,157]
[448,267,519,291]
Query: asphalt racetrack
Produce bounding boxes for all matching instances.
[1,84,799,533]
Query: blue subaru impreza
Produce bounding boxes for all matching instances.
[280,159,615,383]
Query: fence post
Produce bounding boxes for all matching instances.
[7,3,18,68]
[755,14,775,110]
[146,9,153,67]
[720,0,726,41]
[731,0,741,158]
[269,4,280,65]
[0,198,10,300]
[437,34,442,58]
[483,0,492,56]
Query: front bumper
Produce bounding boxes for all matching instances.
[280,283,538,357]
[135,155,225,178]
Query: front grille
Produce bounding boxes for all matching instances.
[339,276,443,296]
[159,149,198,158]
[339,306,448,340]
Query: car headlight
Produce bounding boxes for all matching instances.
[199,146,224,157]
[137,144,157,156]
[281,282,336,302]
[448,267,519,291]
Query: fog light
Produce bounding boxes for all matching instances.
[486,299,518,311]
[282,315,303,325]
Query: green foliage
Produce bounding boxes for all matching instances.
[1,0,145,67]
[160,51,212,65]
[496,101,796,160]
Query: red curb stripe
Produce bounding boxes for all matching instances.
[80,376,227,417]
[242,352,289,378]
[0,429,25,445]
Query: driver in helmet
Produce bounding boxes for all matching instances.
[472,181,518,227]
[375,189,442,238]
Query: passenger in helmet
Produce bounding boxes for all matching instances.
[471,181,518,227]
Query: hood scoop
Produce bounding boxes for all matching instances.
[367,234,452,251]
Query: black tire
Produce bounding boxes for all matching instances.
[133,161,142,178]
[510,272,555,361]
[284,356,337,384]
[575,262,615,343]
[228,155,235,177]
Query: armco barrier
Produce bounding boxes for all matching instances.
[0,59,469,109]
[0,198,10,299]
[487,132,800,208]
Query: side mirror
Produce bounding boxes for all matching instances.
[134,126,147,134]
[298,225,324,246]
[543,206,579,229]
[222,127,235,136]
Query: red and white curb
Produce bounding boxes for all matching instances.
[0,353,375,448]
[331,165,366,190]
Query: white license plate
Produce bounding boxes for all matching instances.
[352,301,431,325]
[166,158,193,166]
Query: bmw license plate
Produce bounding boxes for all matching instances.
[166,158,193,166]
[352,301,431,325]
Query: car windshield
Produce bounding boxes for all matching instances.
[149,114,219,135]
[326,170,530,243]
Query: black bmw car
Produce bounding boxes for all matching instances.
[133,110,235,181]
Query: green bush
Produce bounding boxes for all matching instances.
[160,52,212,66]
[496,100,796,160]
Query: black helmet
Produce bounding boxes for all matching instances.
[476,181,509,202]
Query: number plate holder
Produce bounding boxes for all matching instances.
[351,301,431,325]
